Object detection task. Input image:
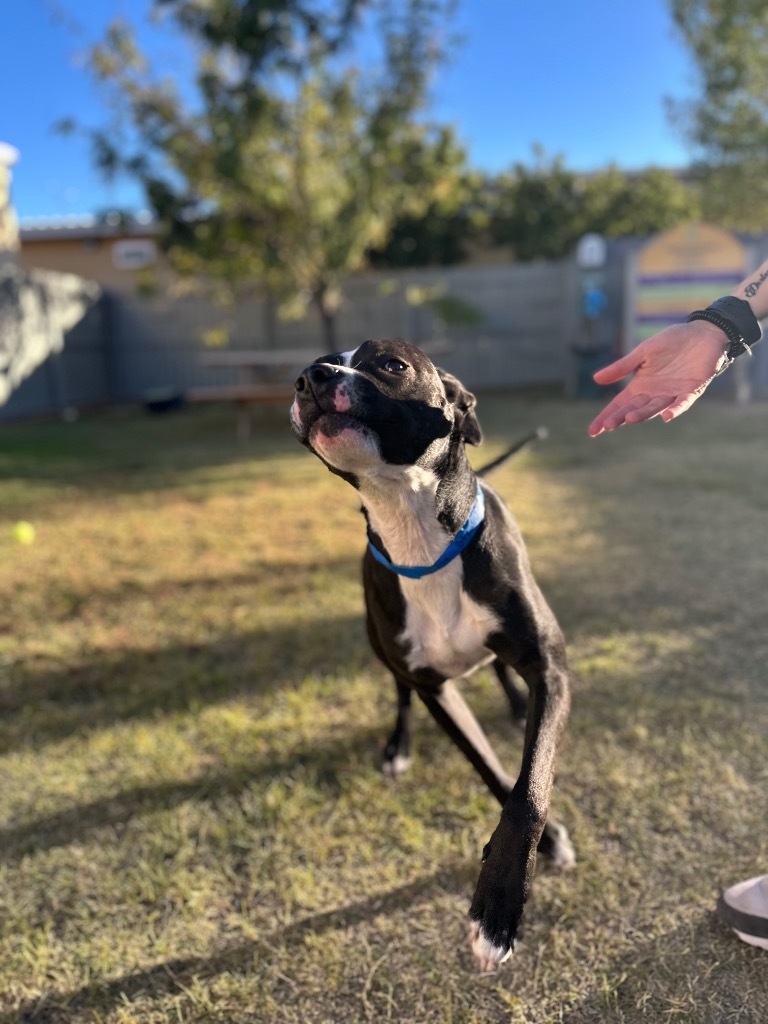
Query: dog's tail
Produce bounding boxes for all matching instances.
[476,426,548,477]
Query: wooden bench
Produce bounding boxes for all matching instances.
[193,348,318,439]
[187,383,296,439]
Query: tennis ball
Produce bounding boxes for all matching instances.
[12,521,36,545]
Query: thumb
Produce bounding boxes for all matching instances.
[593,349,643,385]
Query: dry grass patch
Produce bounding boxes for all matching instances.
[0,398,766,1023]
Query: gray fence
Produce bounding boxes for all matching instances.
[1,260,573,417]
[6,240,768,419]
[104,260,574,400]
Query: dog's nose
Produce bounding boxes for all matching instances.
[295,362,341,392]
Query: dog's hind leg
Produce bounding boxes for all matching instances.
[492,659,527,724]
[418,680,514,803]
[382,679,414,777]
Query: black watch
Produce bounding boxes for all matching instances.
[687,296,762,370]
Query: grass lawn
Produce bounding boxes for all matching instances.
[0,393,767,1024]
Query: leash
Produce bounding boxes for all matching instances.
[476,426,547,477]
[367,484,485,580]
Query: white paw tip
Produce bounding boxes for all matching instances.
[381,754,412,777]
[553,838,577,871]
[547,825,577,870]
[469,921,511,972]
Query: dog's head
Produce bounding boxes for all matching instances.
[290,338,481,483]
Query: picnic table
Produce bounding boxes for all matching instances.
[188,348,317,439]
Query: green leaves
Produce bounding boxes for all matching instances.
[670,0,768,228]
[81,0,457,345]
[488,155,700,262]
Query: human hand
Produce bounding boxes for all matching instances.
[587,322,729,436]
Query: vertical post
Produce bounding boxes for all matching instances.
[237,402,251,442]
[264,290,277,349]
[101,292,120,403]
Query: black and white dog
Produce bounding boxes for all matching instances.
[290,338,574,971]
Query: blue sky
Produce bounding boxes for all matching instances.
[1,0,698,222]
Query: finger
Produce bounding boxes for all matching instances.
[587,416,608,437]
[592,350,643,385]
[591,392,661,435]
[624,395,676,423]
[588,397,626,436]
[588,392,638,435]
[660,391,702,422]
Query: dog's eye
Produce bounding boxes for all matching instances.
[383,358,408,374]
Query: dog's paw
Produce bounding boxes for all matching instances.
[468,814,533,971]
[468,920,512,972]
[381,752,412,777]
[538,821,576,870]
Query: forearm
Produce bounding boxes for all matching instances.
[685,264,764,364]
[732,257,768,321]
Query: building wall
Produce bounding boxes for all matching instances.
[18,232,164,292]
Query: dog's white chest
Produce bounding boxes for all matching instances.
[398,566,501,679]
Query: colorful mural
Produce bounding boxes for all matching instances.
[633,224,746,345]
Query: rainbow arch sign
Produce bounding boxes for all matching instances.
[632,223,747,347]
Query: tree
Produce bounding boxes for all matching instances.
[370,153,700,267]
[486,151,699,262]
[78,0,460,347]
[488,152,584,261]
[579,165,701,239]
[669,0,768,228]
[367,168,489,268]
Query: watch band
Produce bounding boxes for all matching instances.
[687,295,762,371]
[707,296,762,346]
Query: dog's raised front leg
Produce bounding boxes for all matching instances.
[493,660,574,869]
[469,650,570,971]
[420,671,573,868]
[382,679,414,777]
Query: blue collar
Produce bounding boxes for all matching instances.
[367,484,485,579]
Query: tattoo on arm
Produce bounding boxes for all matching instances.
[744,268,768,298]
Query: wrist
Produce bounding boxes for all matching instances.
[692,319,731,346]
[687,296,762,371]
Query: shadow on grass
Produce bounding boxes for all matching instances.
[4,880,764,1023]
[1,606,369,755]
[561,913,768,1023]
[33,560,361,627]
[0,859,478,1024]
[0,725,384,866]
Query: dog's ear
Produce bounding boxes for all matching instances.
[438,368,482,446]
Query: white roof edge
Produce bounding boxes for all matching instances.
[20,216,161,241]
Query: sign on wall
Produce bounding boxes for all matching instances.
[576,233,607,270]
[632,223,746,347]
[112,239,157,271]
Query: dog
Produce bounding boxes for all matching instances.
[290,338,574,971]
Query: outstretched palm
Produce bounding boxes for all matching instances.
[588,323,728,436]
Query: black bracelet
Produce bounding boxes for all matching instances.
[708,296,762,345]
[687,296,762,370]
[687,309,751,355]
